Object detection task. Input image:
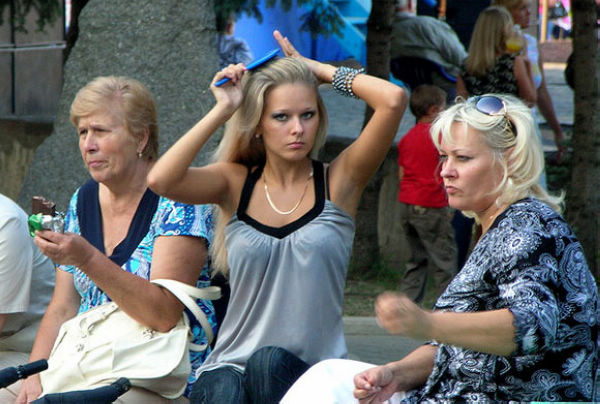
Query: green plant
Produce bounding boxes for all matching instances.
[0,0,61,33]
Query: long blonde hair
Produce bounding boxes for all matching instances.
[430,94,563,221]
[211,57,328,274]
[464,6,515,77]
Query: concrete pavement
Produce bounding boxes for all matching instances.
[343,317,424,365]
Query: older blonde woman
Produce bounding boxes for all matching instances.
[11,77,215,403]
[281,94,599,403]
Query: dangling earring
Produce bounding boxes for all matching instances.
[254,133,261,139]
[137,150,143,159]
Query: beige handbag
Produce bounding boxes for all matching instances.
[40,279,221,399]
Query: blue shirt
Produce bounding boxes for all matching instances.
[59,183,216,395]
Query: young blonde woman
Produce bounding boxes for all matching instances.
[148,31,407,403]
[457,6,537,107]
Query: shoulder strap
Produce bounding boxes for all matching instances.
[76,179,160,266]
[237,165,262,216]
[77,179,102,252]
[151,279,221,351]
[324,162,331,200]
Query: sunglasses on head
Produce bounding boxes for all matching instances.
[470,95,516,137]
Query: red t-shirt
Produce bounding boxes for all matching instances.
[397,122,448,208]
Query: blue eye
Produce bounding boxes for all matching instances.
[438,154,448,162]
[273,113,287,121]
[302,111,315,119]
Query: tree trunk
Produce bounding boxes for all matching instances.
[63,0,90,62]
[362,0,395,127]
[567,0,599,280]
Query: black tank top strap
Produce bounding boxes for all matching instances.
[324,163,331,200]
[311,160,325,203]
[237,165,263,216]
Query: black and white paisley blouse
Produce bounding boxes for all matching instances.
[403,198,599,403]
[461,53,518,96]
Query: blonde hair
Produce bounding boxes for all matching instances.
[464,6,515,76]
[70,76,159,160]
[430,94,563,220]
[211,57,328,274]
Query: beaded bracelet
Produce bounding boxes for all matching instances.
[332,66,365,99]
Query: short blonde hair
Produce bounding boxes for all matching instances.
[211,57,328,274]
[430,94,563,219]
[70,76,159,160]
[464,6,515,77]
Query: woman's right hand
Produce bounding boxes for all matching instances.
[353,365,399,403]
[210,63,245,114]
[16,374,42,404]
[375,292,432,340]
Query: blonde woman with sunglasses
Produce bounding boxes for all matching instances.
[280,94,599,403]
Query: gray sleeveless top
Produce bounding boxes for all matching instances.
[198,160,355,374]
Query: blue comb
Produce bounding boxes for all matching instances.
[215,49,280,87]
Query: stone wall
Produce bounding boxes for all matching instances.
[18,0,219,211]
[0,120,52,201]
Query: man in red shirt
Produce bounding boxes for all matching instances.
[397,85,457,305]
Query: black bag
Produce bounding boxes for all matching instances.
[549,1,568,19]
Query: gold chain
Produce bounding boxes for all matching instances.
[263,168,314,215]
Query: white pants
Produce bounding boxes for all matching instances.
[281,359,405,404]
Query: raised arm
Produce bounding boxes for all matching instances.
[375,292,516,356]
[329,67,407,215]
[34,229,208,333]
[147,64,247,209]
[273,31,408,216]
[35,209,207,332]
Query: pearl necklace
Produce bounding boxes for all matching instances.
[263,168,314,215]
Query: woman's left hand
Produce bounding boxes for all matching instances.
[34,230,96,268]
[375,292,432,340]
[273,30,332,83]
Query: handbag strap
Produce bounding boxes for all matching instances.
[151,279,221,351]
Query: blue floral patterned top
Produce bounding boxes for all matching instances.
[403,198,599,403]
[59,183,216,396]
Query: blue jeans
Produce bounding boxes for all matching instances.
[190,346,310,404]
